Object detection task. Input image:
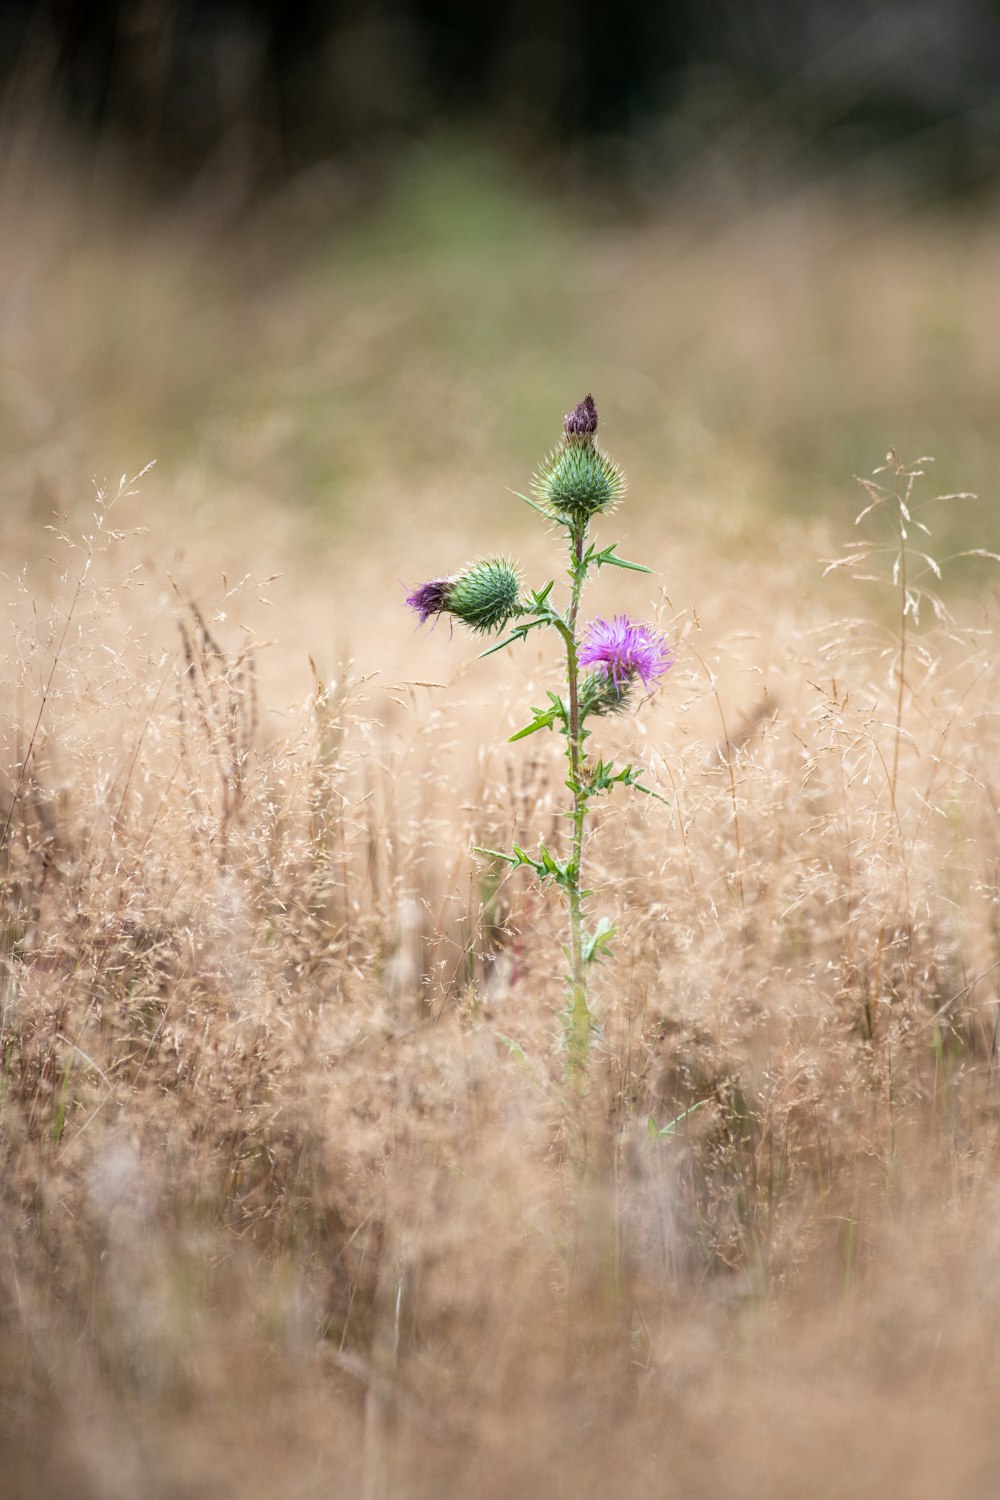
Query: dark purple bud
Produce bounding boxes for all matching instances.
[563,393,598,438]
[406,578,452,625]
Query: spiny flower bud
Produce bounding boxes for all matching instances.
[406,557,521,636]
[533,393,626,522]
[578,668,633,718]
[448,557,522,634]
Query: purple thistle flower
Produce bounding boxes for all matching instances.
[578,615,672,692]
[564,393,598,438]
[406,578,452,625]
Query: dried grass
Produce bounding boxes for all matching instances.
[3,429,1000,1500]
[4,133,1000,1495]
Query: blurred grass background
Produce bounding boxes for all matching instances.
[6,135,998,498]
[2,1,998,592]
[4,132,998,665]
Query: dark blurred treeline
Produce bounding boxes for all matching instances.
[2,0,998,200]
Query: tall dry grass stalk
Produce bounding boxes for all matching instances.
[3,458,1000,1500]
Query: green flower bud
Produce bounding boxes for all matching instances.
[531,395,626,522]
[578,668,632,719]
[446,557,522,635]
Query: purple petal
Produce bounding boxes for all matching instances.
[578,615,672,691]
[406,579,451,625]
[563,393,598,438]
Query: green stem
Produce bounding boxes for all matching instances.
[564,522,591,1075]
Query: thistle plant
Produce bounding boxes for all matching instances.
[406,395,670,1075]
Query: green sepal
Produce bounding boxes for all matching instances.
[578,669,631,721]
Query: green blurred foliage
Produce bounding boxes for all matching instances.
[3,141,997,581]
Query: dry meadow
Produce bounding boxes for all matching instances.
[3,148,1000,1498]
